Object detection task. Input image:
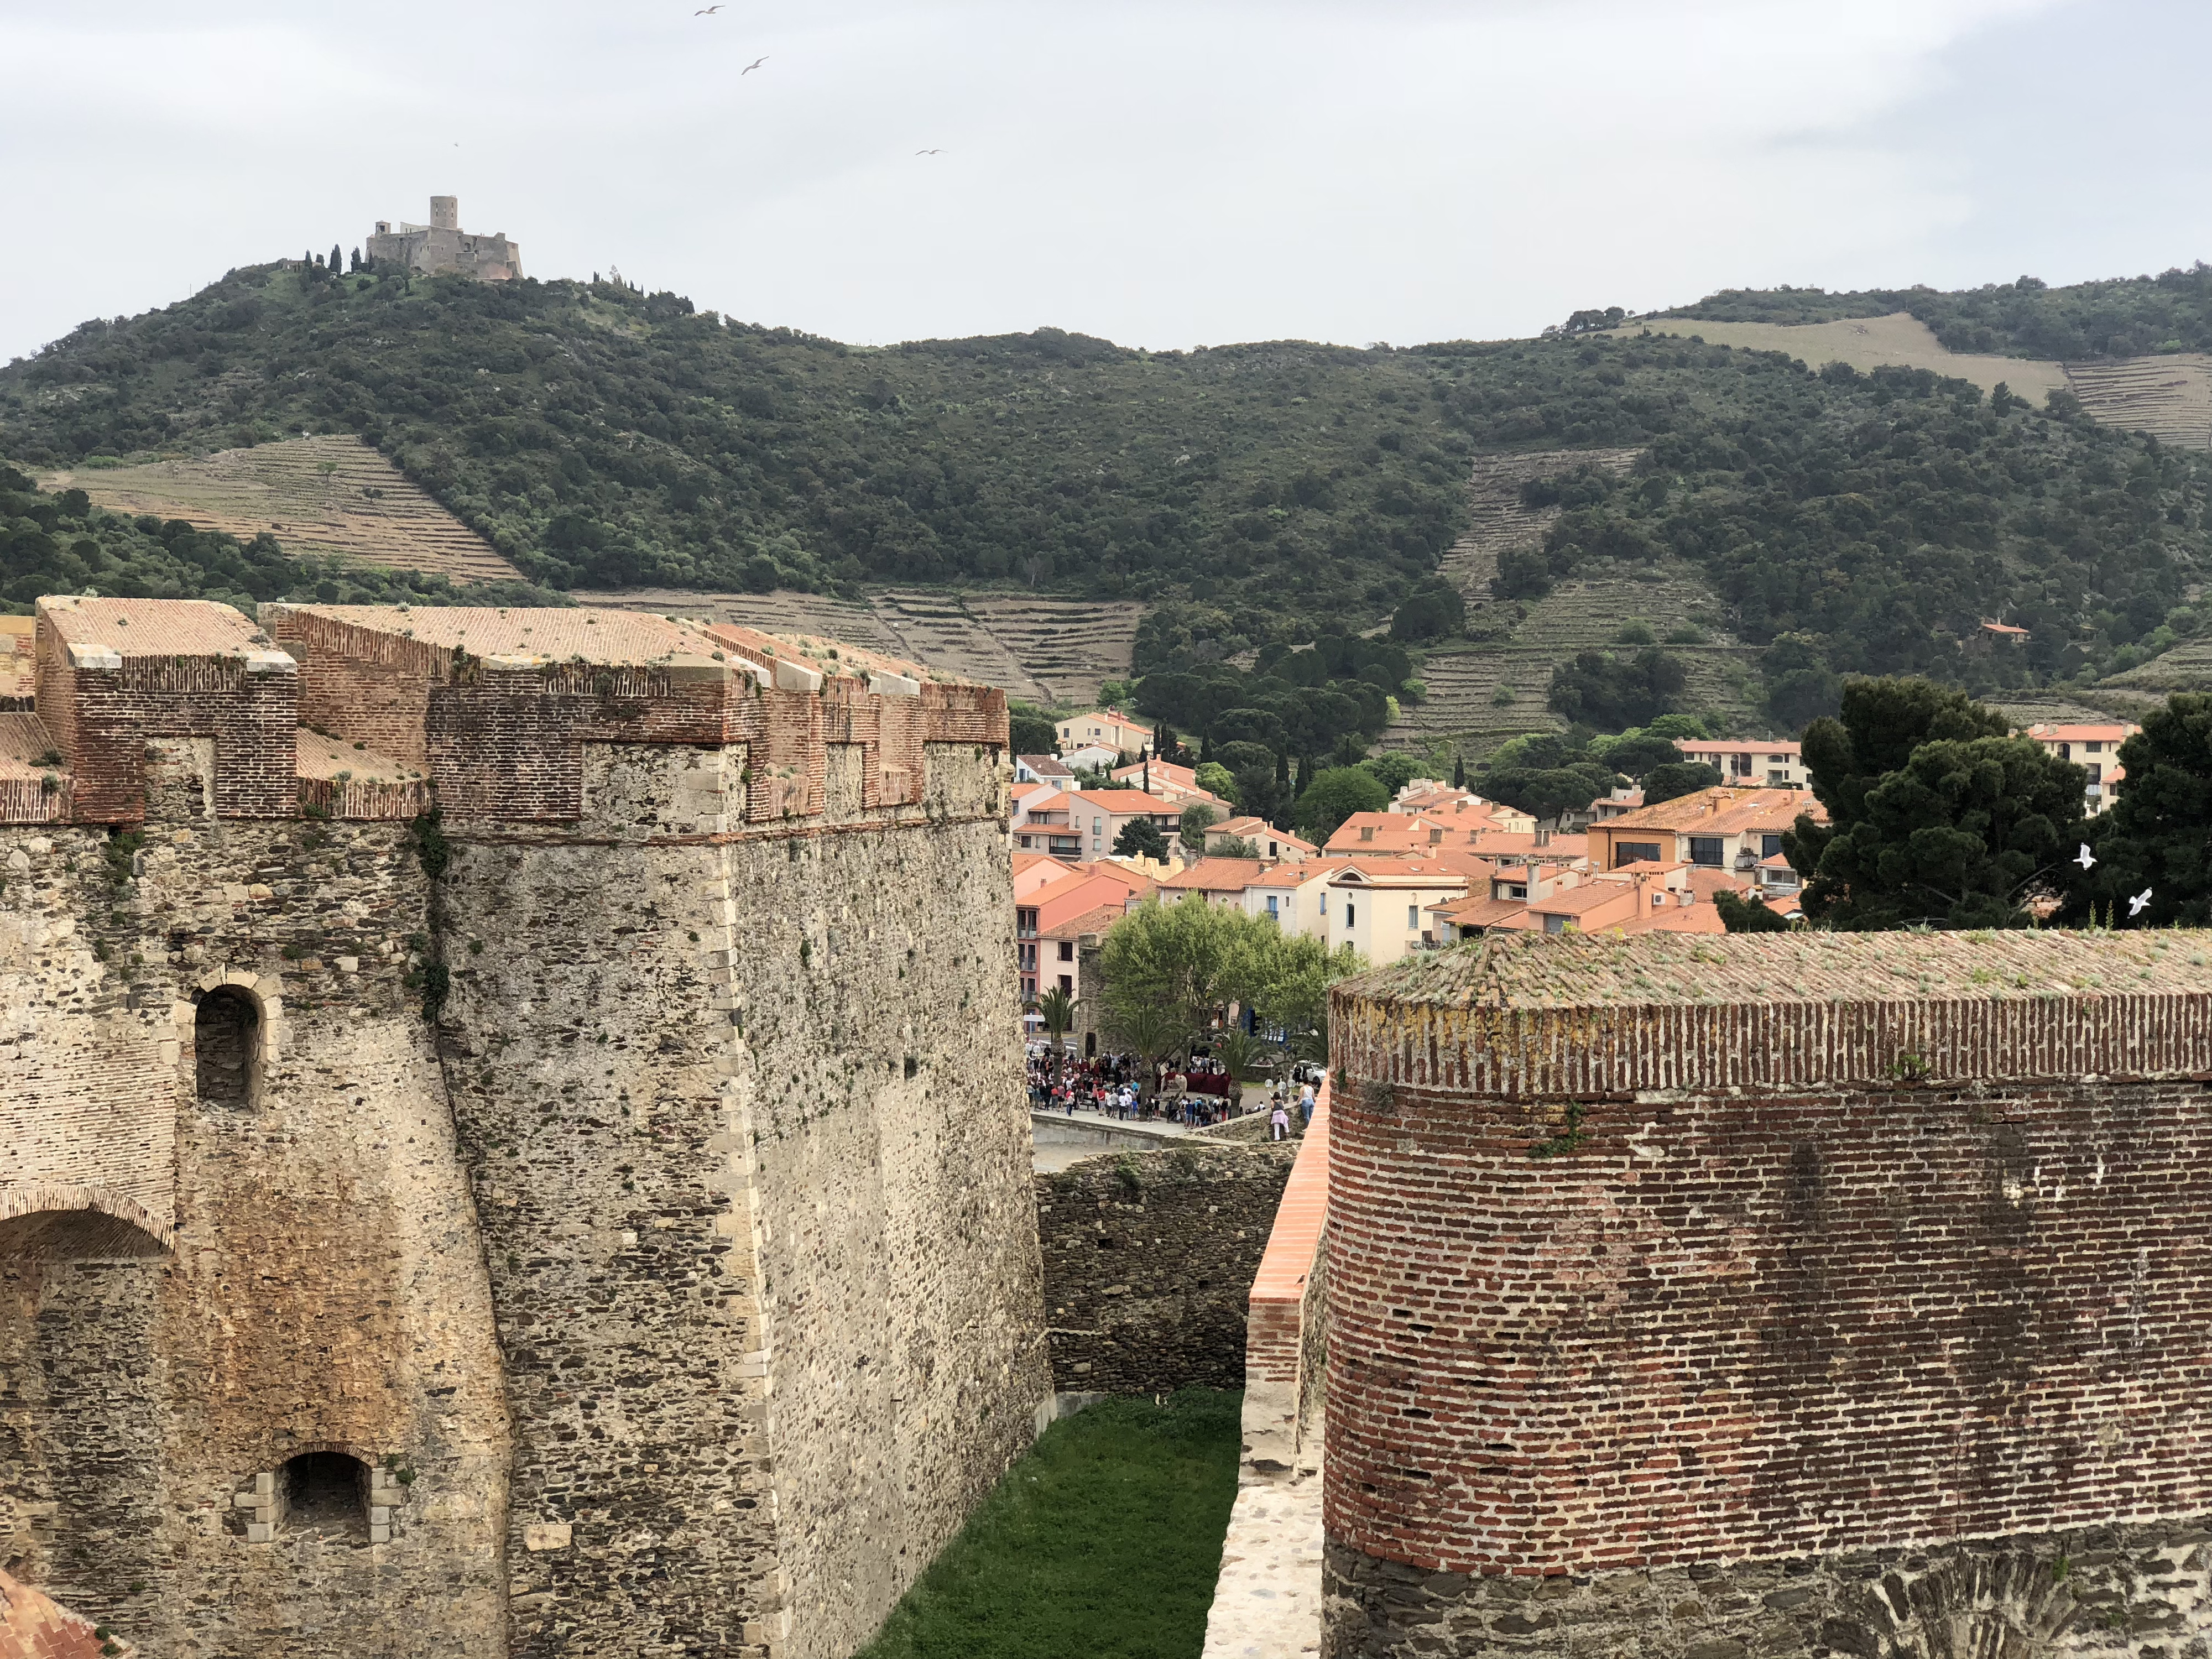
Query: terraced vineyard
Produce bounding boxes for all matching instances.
[42,436,523,582]
[571,588,909,654]
[576,586,1143,707]
[1389,445,1759,759]
[962,596,1141,707]
[2064,355,2212,450]
[1438,447,1644,623]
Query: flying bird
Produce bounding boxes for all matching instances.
[695,4,723,12]
[2075,843,2096,870]
[2129,888,2153,916]
[743,55,768,72]
[916,148,947,155]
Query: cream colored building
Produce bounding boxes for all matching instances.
[1054,708,1153,758]
[1324,859,1473,966]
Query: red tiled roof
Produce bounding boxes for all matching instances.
[1160,857,1272,892]
[1071,790,1178,812]
[1601,786,1820,837]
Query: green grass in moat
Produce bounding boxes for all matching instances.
[856,1390,1242,1659]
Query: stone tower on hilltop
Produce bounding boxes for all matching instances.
[0,597,1046,1657]
[366,195,522,280]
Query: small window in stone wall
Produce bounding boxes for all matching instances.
[282,1451,369,1541]
[195,988,260,1107]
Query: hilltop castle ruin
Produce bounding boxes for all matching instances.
[367,196,522,281]
[0,597,1043,1657]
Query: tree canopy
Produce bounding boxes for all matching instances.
[1786,679,2081,929]
[2062,692,2212,926]
[1292,766,1387,843]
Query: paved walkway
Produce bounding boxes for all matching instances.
[1202,1472,1325,1658]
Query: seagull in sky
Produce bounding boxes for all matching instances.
[2075,842,2096,870]
[743,55,769,72]
[916,148,947,155]
[2129,888,2153,917]
[695,4,723,12]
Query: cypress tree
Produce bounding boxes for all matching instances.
[1453,754,1466,788]
[1274,750,1289,785]
[330,243,343,275]
[1199,728,1212,764]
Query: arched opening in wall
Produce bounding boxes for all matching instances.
[195,988,260,1107]
[280,1451,369,1540]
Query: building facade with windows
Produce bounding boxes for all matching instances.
[2022,722,2140,817]
[1676,739,1806,789]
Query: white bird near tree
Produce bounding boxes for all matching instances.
[2129,888,2153,917]
[2075,843,2096,870]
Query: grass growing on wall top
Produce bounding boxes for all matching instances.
[857,1390,1241,1659]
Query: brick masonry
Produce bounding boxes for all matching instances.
[0,601,1045,1659]
[1035,1143,1294,1395]
[1321,932,2212,1658]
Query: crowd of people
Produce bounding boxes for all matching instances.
[1025,1047,1321,1135]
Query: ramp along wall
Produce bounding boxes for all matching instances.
[0,596,1045,1659]
[1324,930,2212,1659]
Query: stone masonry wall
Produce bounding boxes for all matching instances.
[1036,1144,1294,1396]
[1322,1520,2212,1658]
[436,740,1047,1659]
[0,812,509,1658]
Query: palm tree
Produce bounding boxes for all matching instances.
[1106,999,1188,1111]
[1214,1029,1270,1116]
[1035,984,1078,1077]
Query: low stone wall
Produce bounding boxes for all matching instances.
[1321,1519,2212,1658]
[1035,1143,1295,1395]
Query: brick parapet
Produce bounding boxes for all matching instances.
[1324,977,2212,1584]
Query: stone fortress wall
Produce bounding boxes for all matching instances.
[1321,930,2212,1658]
[0,596,1046,1658]
[366,196,522,281]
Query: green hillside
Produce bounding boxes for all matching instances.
[1661,264,2212,360]
[3,262,2210,742]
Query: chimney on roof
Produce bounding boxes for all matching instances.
[1535,828,1551,848]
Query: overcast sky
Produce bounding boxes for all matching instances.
[2,0,2205,364]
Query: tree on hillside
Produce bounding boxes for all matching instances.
[1213,833,1260,858]
[1390,581,1465,643]
[2060,692,2212,926]
[1480,763,1618,825]
[1113,816,1169,861]
[1009,701,1057,757]
[1292,766,1387,843]
[1361,752,1422,795]
[1193,760,1238,804]
[1452,754,1465,789]
[1590,731,1685,779]
[1178,802,1219,850]
[1641,761,1723,807]
[1548,648,1688,731]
